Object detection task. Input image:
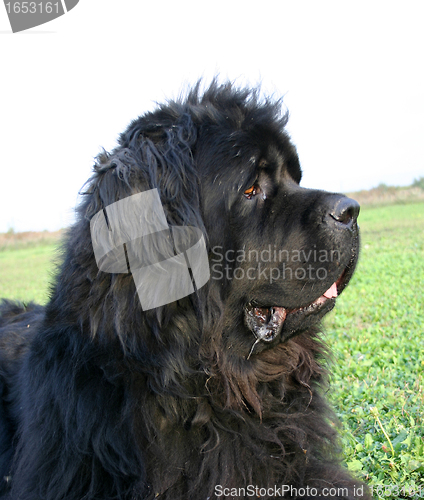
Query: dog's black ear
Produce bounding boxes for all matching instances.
[81,111,204,234]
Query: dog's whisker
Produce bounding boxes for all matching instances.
[246,338,261,360]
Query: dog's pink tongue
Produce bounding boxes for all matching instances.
[323,282,338,299]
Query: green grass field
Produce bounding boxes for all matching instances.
[0,202,423,498]
[0,241,60,304]
[325,202,424,498]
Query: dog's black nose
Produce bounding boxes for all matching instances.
[329,197,360,227]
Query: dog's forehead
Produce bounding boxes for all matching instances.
[251,136,302,185]
[262,143,286,167]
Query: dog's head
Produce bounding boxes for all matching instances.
[80,81,359,374]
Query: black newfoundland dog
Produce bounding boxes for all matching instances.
[0,82,369,499]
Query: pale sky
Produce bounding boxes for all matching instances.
[1,1,423,232]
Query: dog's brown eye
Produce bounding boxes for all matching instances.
[244,184,260,199]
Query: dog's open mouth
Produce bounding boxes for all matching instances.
[245,269,349,359]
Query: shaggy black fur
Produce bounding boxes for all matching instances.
[0,82,370,499]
